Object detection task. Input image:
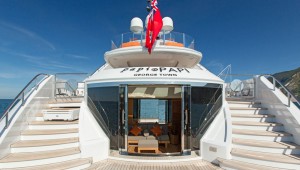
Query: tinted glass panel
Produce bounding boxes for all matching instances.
[190,86,222,150]
[88,86,119,150]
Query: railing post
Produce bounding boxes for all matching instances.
[272,77,276,90]
[183,33,186,47]
[121,33,124,45]
[35,78,39,90]
[5,112,8,129]
[140,31,143,45]
[253,76,256,99]
[54,74,57,99]
[21,92,25,106]
[288,93,291,107]
[163,30,165,45]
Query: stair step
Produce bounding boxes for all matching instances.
[35,112,43,117]
[231,114,276,123]
[233,129,291,137]
[231,148,300,165]
[231,114,275,118]
[230,107,267,110]
[0,147,80,163]
[232,139,300,154]
[217,158,286,170]
[228,101,261,104]
[232,129,292,141]
[43,108,79,113]
[230,108,268,115]
[48,98,83,104]
[11,137,79,148]
[29,120,79,125]
[21,128,78,135]
[233,138,300,150]
[226,97,254,101]
[232,122,283,131]
[228,102,262,108]
[49,103,81,108]
[2,158,92,170]
[35,113,44,121]
[21,129,78,140]
[28,121,79,130]
[232,121,282,127]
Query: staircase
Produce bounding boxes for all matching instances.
[0,101,92,169]
[219,99,300,170]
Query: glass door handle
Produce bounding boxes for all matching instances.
[122,109,125,124]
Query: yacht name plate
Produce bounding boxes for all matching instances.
[120,67,190,77]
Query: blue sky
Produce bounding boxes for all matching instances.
[0,0,299,98]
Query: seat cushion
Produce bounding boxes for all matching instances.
[158,134,169,141]
[150,126,162,137]
[129,125,142,136]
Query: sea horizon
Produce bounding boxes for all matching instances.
[0,99,14,117]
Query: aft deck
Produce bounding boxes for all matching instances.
[85,151,221,170]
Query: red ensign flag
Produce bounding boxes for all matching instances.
[145,0,163,54]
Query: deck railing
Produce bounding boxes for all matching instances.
[111,31,195,50]
[54,73,88,99]
[260,74,300,108]
[0,73,49,137]
[219,73,256,99]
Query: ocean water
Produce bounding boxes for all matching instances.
[0,99,13,118]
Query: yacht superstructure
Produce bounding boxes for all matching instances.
[0,12,300,170]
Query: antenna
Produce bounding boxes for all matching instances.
[130,17,143,33]
[162,17,174,32]
[146,0,152,12]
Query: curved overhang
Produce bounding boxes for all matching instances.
[104,43,202,68]
[86,66,223,85]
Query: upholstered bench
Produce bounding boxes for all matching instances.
[138,139,159,153]
[157,134,170,148]
[128,136,146,145]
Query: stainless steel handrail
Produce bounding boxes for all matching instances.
[260,74,300,107]
[89,63,108,77]
[0,73,49,135]
[218,64,231,77]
